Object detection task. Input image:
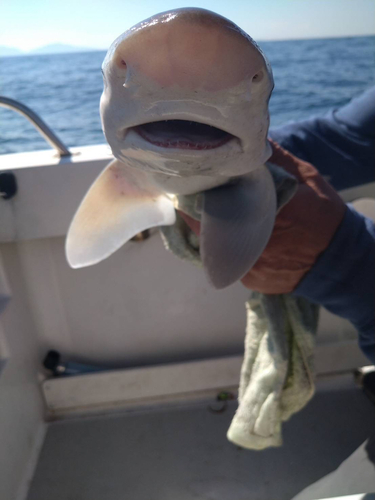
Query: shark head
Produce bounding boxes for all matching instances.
[100,7,274,194]
[66,8,277,288]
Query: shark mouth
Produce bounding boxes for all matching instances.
[132,120,235,150]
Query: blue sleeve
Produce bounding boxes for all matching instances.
[293,206,375,363]
[269,88,375,363]
[269,86,375,191]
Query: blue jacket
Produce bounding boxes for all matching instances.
[269,86,375,363]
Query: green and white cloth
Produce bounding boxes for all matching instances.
[160,163,319,450]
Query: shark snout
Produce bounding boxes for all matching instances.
[109,8,266,92]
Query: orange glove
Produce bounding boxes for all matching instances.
[179,140,346,294]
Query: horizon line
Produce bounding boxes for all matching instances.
[2,32,374,55]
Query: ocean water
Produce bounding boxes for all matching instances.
[0,36,374,155]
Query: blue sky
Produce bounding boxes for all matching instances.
[1,0,374,51]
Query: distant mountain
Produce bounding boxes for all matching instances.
[0,43,101,57]
[0,46,23,57]
[29,43,99,55]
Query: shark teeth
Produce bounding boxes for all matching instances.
[133,120,234,150]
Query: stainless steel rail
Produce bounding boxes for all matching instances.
[0,96,71,157]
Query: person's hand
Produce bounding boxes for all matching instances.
[179,139,346,294]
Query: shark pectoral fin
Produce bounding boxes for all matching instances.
[66,159,176,268]
[201,167,277,289]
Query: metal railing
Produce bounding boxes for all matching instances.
[0,96,71,157]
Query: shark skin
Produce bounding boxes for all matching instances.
[66,8,277,289]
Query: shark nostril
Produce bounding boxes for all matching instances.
[252,71,264,83]
[115,55,127,69]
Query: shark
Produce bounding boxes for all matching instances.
[66,7,277,289]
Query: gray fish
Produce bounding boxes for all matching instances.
[66,8,277,288]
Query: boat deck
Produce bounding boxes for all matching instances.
[27,375,374,500]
